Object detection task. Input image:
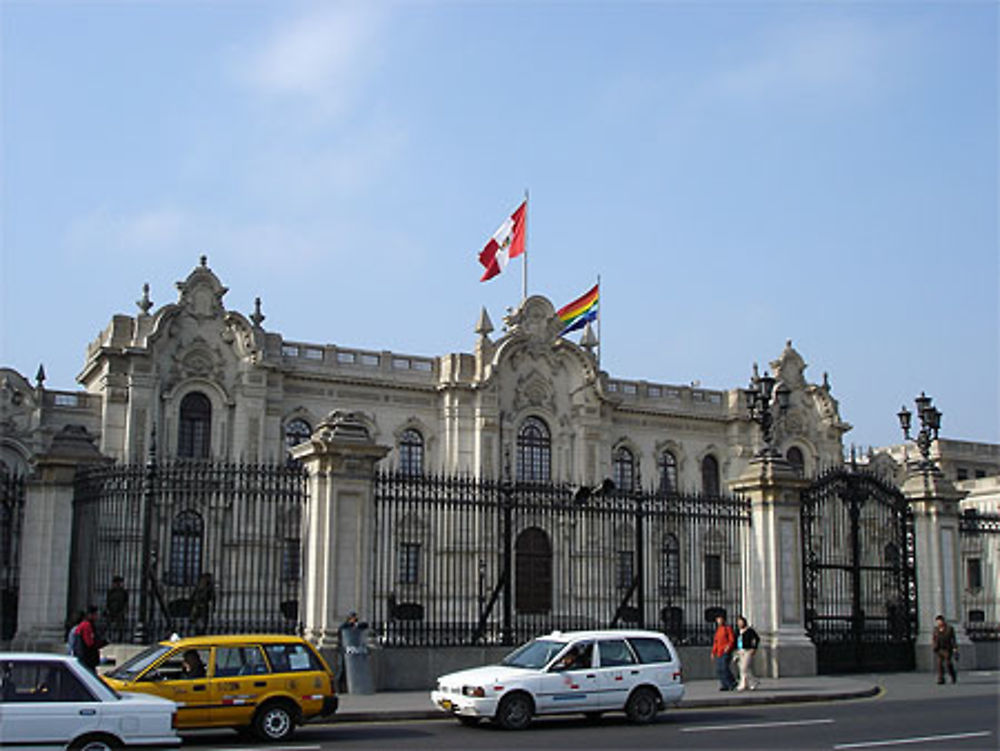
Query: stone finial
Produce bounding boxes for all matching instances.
[580,321,598,352]
[823,371,830,391]
[35,363,46,388]
[137,283,153,315]
[250,297,266,328]
[475,307,494,337]
[200,255,208,267]
[315,411,373,443]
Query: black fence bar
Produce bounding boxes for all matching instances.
[371,471,750,648]
[1,467,27,641]
[959,511,1000,642]
[72,460,307,642]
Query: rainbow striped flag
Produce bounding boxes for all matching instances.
[556,284,599,336]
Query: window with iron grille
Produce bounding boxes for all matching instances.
[616,550,635,590]
[658,451,678,494]
[966,557,982,590]
[786,446,805,476]
[399,542,421,584]
[701,455,720,496]
[660,534,680,595]
[178,392,211,458]
[704,553,722,591]
[515,527,552,614]
[516,417,551,484]
[167,510,203,586]
[399,429,424,476]
[613,447,635,492]
[285,418,311,452]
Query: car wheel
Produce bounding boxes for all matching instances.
[457,716,481,728]
[625,686,660,724]
[70,736,122,751]
[253,700,297,741]
[495,692,533,730]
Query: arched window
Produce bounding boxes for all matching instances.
[786,446,805,476]
[658,450,678,494]
[178,392,211,458]
[613,447,635,492]
[660,533,681,596]
[168,510,203,586]
[285,418,312,452]
[399,429,424,476]
[701,455,720,496]
[515,527,552,614]
[517,417,551,484]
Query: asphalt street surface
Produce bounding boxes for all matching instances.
[181,671,998,751]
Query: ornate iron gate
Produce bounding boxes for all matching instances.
[801,468,916,673]
[1,467,26,641]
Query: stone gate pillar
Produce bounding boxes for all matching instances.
[13,425,108,650]
[731,456,816,676]
[902,465,970,671]
[291,412,389,650]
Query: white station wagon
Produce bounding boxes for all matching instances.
[431,629,684,729]
[0,652,179,750]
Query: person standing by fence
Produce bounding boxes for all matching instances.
[711,613,737,691]
[189,573,214,635]
[104,575,128,642]
[734,615,760,691]
[932,614,958,684]
[71,606,107,673]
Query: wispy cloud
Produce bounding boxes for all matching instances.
[236,3,386,114]
[709,20,887,102]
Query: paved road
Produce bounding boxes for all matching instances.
[181,671,998,750]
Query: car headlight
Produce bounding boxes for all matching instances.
[462,685,486,697]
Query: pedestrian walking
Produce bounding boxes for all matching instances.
[932,614,958,684]
[734,615,760,691]
[71,605,107,673]
[104,575,129,642]
[189,572,214,635]
[711,613,737,691]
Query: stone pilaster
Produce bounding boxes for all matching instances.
[902,465,970,671]
[13,425,108,650]
[731,456,815,676]
[291,412,390,650]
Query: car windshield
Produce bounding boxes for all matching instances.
[501,639,567,669]
[105,644,172,681]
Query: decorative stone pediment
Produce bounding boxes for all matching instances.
[503,296,564,342]
[771,340,807,390]
[514,369,556,413]
[175,256,228,320]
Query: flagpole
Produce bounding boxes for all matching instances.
[522,188,529,302]
[597,274,602,368]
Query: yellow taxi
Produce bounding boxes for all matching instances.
[102,634,337,741]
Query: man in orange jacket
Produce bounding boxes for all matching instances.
[711,613,737,691]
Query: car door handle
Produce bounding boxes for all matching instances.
[79,708,97,716]
[585,674,595,678]
[254,681,267,687]
[630,670,640,675]
[192,684,207,691]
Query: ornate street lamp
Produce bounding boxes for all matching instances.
[897,391,942,469]
[744,364,791,458]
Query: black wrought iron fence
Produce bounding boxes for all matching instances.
[960,510,1000,642]
[72,459,307,642]
[372,472,750,648]
[1,467,26,641]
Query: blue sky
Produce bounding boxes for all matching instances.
[1,1,996,450]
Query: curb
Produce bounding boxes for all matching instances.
[319,684,882,724]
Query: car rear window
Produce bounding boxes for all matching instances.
[214,646,269,677]
[1,661,94,703]
[263,643,323,673]
[627,637,673,664]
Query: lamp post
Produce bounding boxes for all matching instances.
[744,364,791,458]
[897,392,942,470]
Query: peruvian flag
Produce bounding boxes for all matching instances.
[478,200,527,282]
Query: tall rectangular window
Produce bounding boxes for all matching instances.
[399,543,420,585]
[704,554,722,591]
[966,558,982,590]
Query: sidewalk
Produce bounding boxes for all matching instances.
[328,675,880,723]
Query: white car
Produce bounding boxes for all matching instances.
[0,653,179,750]
[431,629,684,729]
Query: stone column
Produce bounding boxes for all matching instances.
[291,412,389,650]
[13,425,108,650]
[731,456,815,676]
[902,465,970,671]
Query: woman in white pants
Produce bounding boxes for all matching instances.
[735,615,760,691]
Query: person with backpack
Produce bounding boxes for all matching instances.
[71,606,107,673]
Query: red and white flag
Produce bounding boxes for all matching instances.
[478,200,527,282]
